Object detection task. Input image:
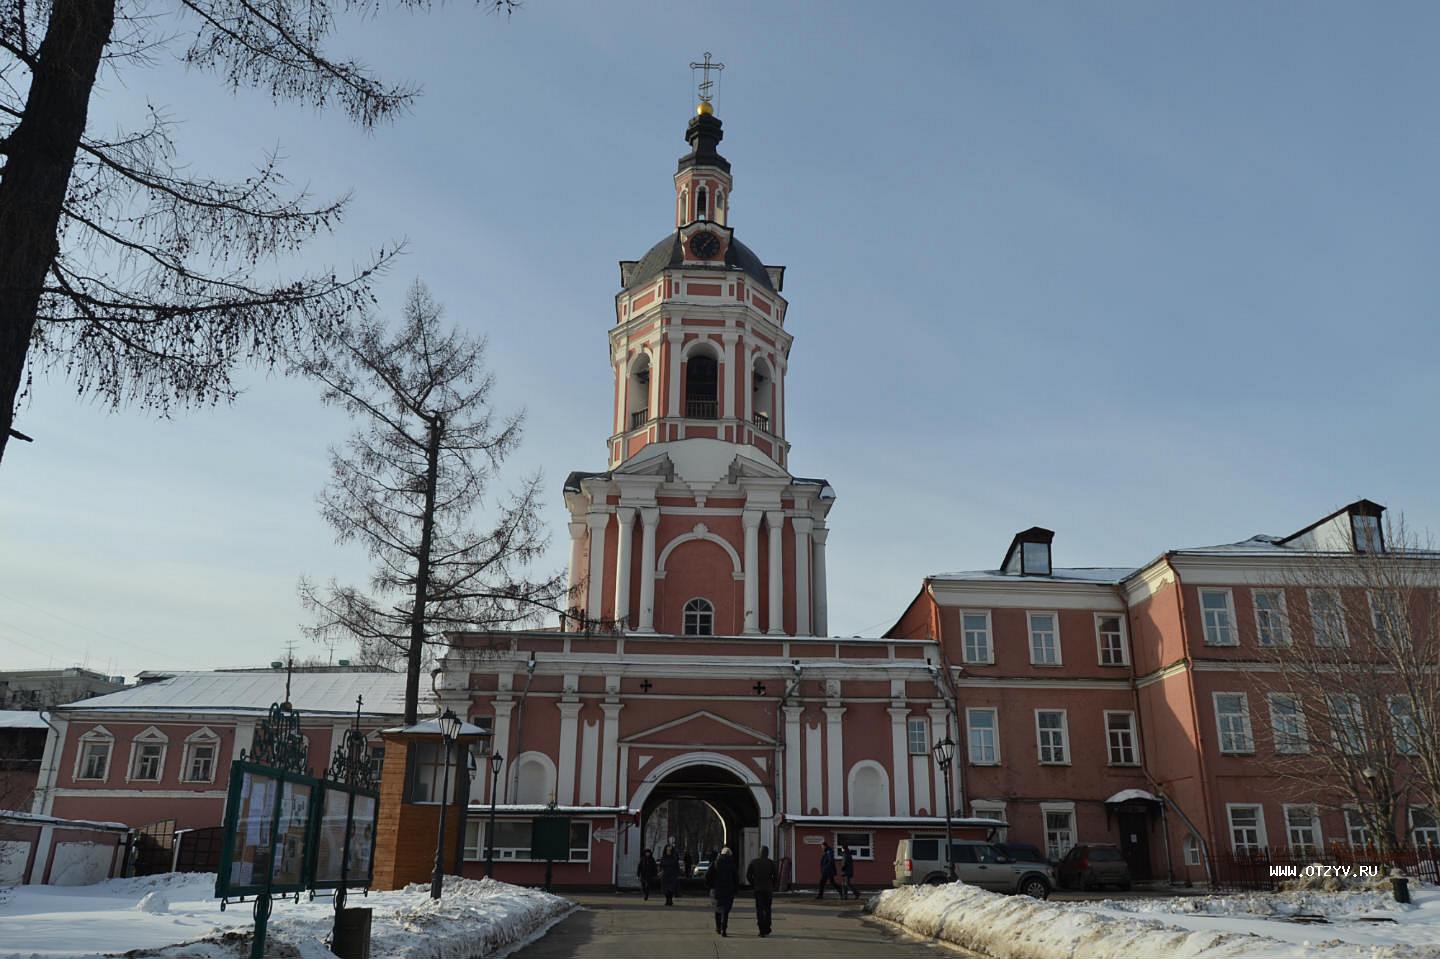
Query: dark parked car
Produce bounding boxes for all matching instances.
[999,842,1047,865]
[1057,844,1132,890]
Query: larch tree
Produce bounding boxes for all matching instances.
[0,0,514,465]
[298,280,563,724]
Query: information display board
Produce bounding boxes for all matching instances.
[216,761,319,898]
[310,786,379,889]
[530,816,573,862]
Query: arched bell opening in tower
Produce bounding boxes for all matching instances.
[695,185,709,222]
[684,349,719,420]
[751,357,773,432]
[628,354,651,431]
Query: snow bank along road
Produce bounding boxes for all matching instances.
[0,872,575,958]
[871,881,1440,959]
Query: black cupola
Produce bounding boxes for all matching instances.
[679,111,730,174]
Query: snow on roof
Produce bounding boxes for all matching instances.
[386,718,491,737]
[0,710,50,729]
[465,804,636,816]
[0,808,130,831]
[58,670,408,717]
[1105,788,1159,804]
[930,567,1136,585]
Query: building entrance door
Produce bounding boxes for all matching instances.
[625,763,761,889]
[1117,811,1152,880]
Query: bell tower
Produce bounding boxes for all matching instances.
[564,62,834,640]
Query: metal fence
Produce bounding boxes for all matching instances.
[1211,843,1440,891]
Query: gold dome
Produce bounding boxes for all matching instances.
[696,101,714,116]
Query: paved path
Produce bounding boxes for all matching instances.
[512,891,969,958]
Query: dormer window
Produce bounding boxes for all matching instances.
[1352,512,1383,553]
[1022,541,1051,576]
[1002,527,1055,576]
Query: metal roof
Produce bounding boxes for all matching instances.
[0,710,50,729]
[57,670,408,718]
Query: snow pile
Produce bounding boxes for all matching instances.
[0,872,574,959]
[871,881,1440,959]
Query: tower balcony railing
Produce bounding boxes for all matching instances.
[752,411,771,432]
[685,399,718,420]
[629,409,649,430]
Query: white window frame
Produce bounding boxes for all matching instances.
[1027,611,1062,666]
[1183,834,1202,866]
[834,831,874,861]
[1252,589,1290,647]
[1283,804,1322,854]
[970,800,1008,841]
[683,597,715,636]
[1389,696,1419,756]
[1040,802,1076,861]
[73,726,115,782]
[960,610,994,665]
[1267,692,1309,754]
[1226,803,1268,854]
[463,819,485,860]
[181,727,221,784]
[1410,807,1440,850]
[125,727,169,783]
[1199,589,1238,646]
[1104,710,1139,766]
[1309,589,1349,647]
[1034,709,1070,765]
[480,818,592,863]
[1213,692,1255,755]
[966,708,999,765]
[1344,808,1371,849]
[906,717,929,756]
[1327,692,1367,754]
[1368,590,1405,649]
[1094,613,1129,666]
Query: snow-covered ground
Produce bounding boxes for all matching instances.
[0,872,575,959]
[871,881,1440,959]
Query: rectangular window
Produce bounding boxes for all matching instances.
[478,819,592,862]
[1267,693,1308,754]
[1105,711,1139,765]
[1253,589,1289,647]
[1412,809,1440,850]
[907,717,929,756]
[1028,612,1061,665]
[1390,696,1419,756]
[1353,513,1384,553]
[1183,835,1202,866]
[185,744,216,782]
[1214,692,1254,754]
[970,802,1007,841]
[463,819,484,860]
[1345,809,1371,849]
[961,612,993,664]
[1328,693,1366,754]
[1095,615,1128,666]
[407,742,448,803]
[1284,805,1321,856]
[131,743,164,781]
[78,741,111,780]
[1228,804,1266,854]
[967,708,999,765]
[1043,807,1075,861]
[1035,709,1069,765]
[1022,540,1051,576]
[1369,591,1405,649]
[835,831,874,861]
[1200,589,1238,646]
[1309,589,1349,647]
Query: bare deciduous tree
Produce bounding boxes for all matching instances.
[298,280,563,723]
[0,0,515,464]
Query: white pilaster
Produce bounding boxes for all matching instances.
[578,719,599,805]
[613,507,636,627]
[804,721,823,815]
[775,354,786,438]
[666,328,683,418]
[929,705,958,813]
[783,705,803,816]
[812,526,829,637]
[585,512,609,621]
[637,507,659,633]
[31,716,67,815]
[600,702,623,806]
[566,521,587,615]
[824,705,846,815]
[613,360,624,436]
[793,516,813,636]
[721,331,738,420]
[490,699,515,802]
[557,700,583,805]
[766,511,785,635]
[888,706,911,816]
[742,510,762,633]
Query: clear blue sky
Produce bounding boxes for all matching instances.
[4,1,1438,676]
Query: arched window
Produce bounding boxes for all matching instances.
[685,351,718,419]
[679,189,688,226]
[714,189,725,225]
[512,752,556,805]
[847,761,890,817]
[696,186,708,221]
[751,357,772,430]
[683,598,715,636]
[628,354,651,430]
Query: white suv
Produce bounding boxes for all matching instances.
[893,838,1054,899]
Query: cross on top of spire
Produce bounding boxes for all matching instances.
[690,52,724,108]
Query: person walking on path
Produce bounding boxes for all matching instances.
[746,845,778,937]
[637,848,659,901]
[815,842,843,899]
[840,845,858,900]
[660,844,681,906]
[683,850,694,883]
[705,846,740,937]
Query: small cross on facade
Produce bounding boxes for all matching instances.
[689,52,725,105]
[753,681,767,696]
[640,679,653,693]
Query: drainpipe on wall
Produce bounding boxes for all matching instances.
[31,710,64,816]
[925,583,967,818]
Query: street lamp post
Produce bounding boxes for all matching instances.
[486,753,504,878]
[430,709,462,901]
[932,736,957,880]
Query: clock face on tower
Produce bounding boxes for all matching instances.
[688,231,721,259]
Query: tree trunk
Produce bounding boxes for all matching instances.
[404,413,443,724]
[0,0,115,463]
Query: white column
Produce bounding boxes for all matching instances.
[557,700,583,805]
[824,705,846,815]
[742,510,762,633]
[566,521,587,618]
[585,512,609,622]
[775,355,786,438]
[793,517,813,636]
[812,526,829,637]
[929,705,957,813]
[613,360,625,436]
[637,507,659,633]
[666,328,683,418]
[613,507,636,628]
[743,348,754,423]
[600,702,623,806]
[721,331,738,420]
[766,511,785,635]
[888,706,911,816]
[783,706,804,815]
[490,699,515,802]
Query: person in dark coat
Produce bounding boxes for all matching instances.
[839,845,857,900]
[659,844,681,906]
[683,850,694,882]
[705,846,740,936]
[746,845,778,937]
[815,842,843,899]
[637,848,659,901]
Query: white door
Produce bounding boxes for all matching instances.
[741,826,760,882]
